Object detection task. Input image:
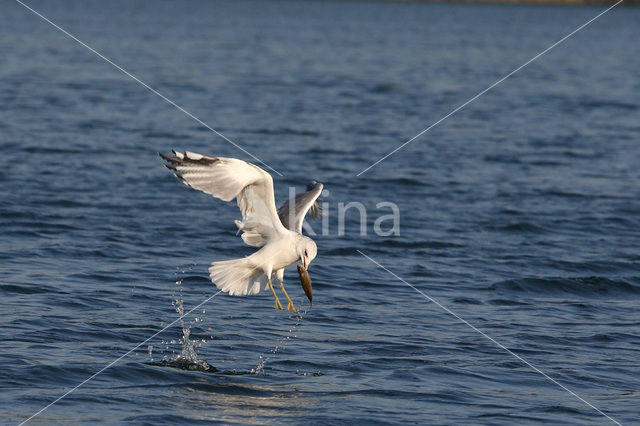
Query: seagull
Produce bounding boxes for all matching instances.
[160,150,322,313]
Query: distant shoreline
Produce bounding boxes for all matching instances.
[382,0,638,5]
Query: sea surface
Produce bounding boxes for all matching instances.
[1,0,639,424]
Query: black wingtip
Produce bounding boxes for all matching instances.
[159,151,181,163]
[306,181,322,191]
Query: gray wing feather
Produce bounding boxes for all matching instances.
[278,182,323,233]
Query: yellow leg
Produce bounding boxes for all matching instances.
[279,280,298,313]
[268,278,283,310]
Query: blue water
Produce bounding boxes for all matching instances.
[2,0,639,424]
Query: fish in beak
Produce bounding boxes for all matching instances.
[297,264,312,306]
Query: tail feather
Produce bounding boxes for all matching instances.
[208,257,268,296]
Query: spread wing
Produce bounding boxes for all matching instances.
[277,181,323,234]
[160,150,287,247]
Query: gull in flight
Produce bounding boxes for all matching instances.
[160,150,322,312]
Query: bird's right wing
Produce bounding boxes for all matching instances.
[160,150,287,247]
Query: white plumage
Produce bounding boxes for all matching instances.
[160,150,319,311]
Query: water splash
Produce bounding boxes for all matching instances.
[251,303,309,375]
[151,264,310,375]
[172,322,211,370]
[153,263,213,371]
[296,370,323,377]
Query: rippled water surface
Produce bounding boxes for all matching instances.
[2,0,639,424]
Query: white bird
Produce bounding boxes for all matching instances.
[160,150,322,312]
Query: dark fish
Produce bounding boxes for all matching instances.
[297,264,313,306]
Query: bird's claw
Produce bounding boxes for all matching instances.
[275,298,283,310]
[278,281,298,314]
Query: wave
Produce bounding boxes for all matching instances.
[488,222,548,233]
[251,127,320,137]
[488,276,640,295]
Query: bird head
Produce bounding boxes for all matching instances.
[296,235,317,270]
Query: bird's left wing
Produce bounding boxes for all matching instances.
[277,181,323,234]
[160,150,287,246]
